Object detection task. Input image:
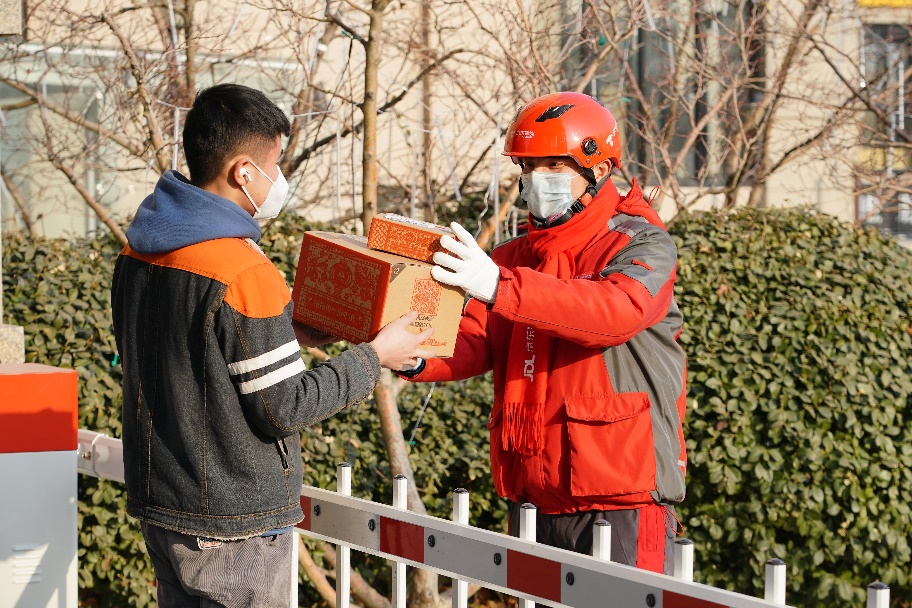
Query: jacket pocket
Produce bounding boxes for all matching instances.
[564,393,657,497]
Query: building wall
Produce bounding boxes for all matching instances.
[3,0,912,247]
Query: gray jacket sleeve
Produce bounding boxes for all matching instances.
[215,267,380,437]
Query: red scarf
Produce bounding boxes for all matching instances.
[501,179,662,455]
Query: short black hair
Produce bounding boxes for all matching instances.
[183,84,291,186]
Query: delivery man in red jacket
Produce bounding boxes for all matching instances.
[400,92,687,574]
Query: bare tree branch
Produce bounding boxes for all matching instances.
[802,26,912,145]
[0,98,36,112]
[285,49,467,176]
[320,543,391,608]
[100,12,171,173]
[0,77,147,160]
[298,537,339,607]
[476,179,519,250]
[1,169,34,236]
[48,155,128,245]
[327,11,367,42]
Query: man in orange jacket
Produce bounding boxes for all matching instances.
[401,92,686,573]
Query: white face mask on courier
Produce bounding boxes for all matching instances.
[520,171,576,222]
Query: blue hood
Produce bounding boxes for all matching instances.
[126,171,261,254]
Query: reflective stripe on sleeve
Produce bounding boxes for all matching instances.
[227,340,301,375]
[236,358,306,394]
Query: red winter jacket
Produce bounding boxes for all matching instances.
[408,184,687,514]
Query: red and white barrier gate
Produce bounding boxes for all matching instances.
[74,430,893,608]
[296,483,783,608]
[0,364,78,608]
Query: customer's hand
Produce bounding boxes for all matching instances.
[292,320,340,347]
[369,311,436,370]
[431,222,499,303]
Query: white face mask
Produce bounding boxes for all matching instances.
[241,160,289,220]
[520,172,576,222]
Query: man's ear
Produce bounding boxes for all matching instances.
[592,160,612,182]
[230,160,253,188]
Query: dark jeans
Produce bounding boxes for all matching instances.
[142,522,292,608]
[508,502,677,575]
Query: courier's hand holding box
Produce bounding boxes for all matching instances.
[367,213,453,263]
[291,231,463,357]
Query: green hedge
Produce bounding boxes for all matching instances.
[670,209,912,606]
[2,207,911,607]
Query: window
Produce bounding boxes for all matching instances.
[858,192,912,243]
[622,0,766,187]
[861,24,912,153]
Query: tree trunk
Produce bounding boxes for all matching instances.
[298,537,338,606]
[746,180,765,208]
[360,0,392,233]
[373,369,447,608]
[356,22,449,608]
[1,169,33,236]
[182,0,196,98]
[374,369,424,512]
[420,0,435,222]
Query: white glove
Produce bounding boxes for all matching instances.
[431,222,500,303]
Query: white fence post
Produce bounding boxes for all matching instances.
[336,462,352,608]
[867,582,890,608]
[518,503,537,608]
[289,531,299,608]
[764,558,786,605]
[452,488,470,608]
[591,519,611,562]
[392,474,407,608]
[673,538,694,582]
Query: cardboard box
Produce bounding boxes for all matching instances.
[367,213,453,263]
[291,231,463,357]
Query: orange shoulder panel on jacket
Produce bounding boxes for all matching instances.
[123,239,290,318]
[122,239,259,286]
[223,261,291,319]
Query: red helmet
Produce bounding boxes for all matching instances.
[503,92,621,169]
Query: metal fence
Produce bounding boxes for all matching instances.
[75,429,893,608]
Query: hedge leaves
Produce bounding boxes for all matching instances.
[670,209,912,606]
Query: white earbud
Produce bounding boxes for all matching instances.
[240,169,252,183]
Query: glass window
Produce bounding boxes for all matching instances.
[622,0,765,187]
[858,192,912,242]
[861,24,912,149]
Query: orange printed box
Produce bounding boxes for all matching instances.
[291,231,463,357]
[367,213,453,263]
